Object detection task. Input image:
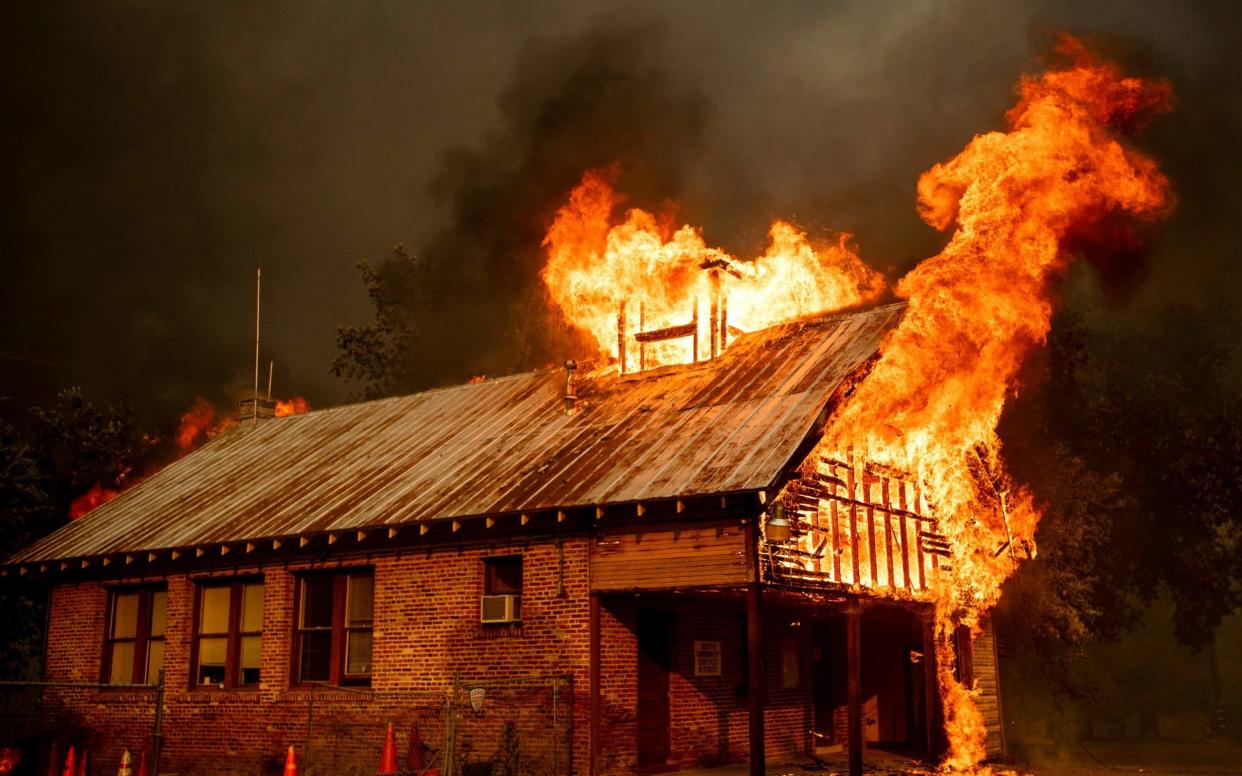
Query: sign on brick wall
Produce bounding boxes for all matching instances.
[694,640,721,676]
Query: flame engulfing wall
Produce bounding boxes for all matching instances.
[822,37,1171,770]
[543,37,1172,773]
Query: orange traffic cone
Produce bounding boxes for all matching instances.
[283,745,298,776]
[134,749,147,776]
[377,723,398,775]
[60,746,74,776]
[45,741,59,776]
[117,749,133,776]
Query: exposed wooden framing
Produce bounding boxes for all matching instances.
[848,464,860,585]
[915,483,926,589]
[847,599,863,776]
[899,482,912,591]
[830,499,842,581]
[867,494,878,586]
[617,301,627,375]
[883,479,894,589]
[589,592,601,776]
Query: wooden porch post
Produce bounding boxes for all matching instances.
[846,599,862,776]
[747,581,765,776]
[922,608,942,761]
[590,592,601,776]
[745,518,765,776]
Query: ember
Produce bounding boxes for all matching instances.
[68,482,119,519]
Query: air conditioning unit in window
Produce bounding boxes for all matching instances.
[480,594,521,624]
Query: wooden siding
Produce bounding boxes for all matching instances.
[972,617,1005,759]
[591,523,749,591]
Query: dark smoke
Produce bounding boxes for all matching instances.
[1,1,1240,408]
[395,21,708,387]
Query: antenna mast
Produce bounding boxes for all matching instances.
[253,267,261,427]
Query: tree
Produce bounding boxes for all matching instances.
[332,246,425,401]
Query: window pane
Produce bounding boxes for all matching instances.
[346,574,373,626]
[345,631,372,676]
[300,577,334,629]
[199,586,231,634]
[112,593,139,639]
[196,636,226,685]
[238,635,261,685]
[149,590,167,638]
[145,639,164,685]
[109,642,135,684]
[485,557,522,595]
[298,631,332,683]
[241,583,264,631]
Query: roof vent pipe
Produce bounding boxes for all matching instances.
[563,360,578,415]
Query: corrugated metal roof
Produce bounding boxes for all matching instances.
[8,303,905,565]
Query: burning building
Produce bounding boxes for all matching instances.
[3,35,1173,776]
[2,300,1008,775]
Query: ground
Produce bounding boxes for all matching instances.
[668,741,1242,775]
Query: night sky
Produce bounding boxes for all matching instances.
[2,1,1239,423]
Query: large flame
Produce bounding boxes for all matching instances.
[542,168,884,367]
[821,37,1171,770]
[68,482,120,520]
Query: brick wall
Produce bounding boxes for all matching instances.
[38,538,590,776]
[596,595,814,772]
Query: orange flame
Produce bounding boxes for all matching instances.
[820,37,1171,771]
[68,482,120,520]
[542,168,884,367]
[275,396,311,417]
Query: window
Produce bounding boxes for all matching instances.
[295,571,373,685]
[481,555,522,624]
[193,579,264,688]
[483,555,522,595]
[779,636,801,689]
[104,586,166,685]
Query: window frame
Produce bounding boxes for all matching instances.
[101,585,166,686]
[291,569,374,687]
[190,577,264,690]
[482,554,523,596]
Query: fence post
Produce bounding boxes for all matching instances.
[151,669,166,774]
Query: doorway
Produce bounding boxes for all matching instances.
[637,609,674,769]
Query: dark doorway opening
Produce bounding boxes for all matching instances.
[637,609,674,770]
